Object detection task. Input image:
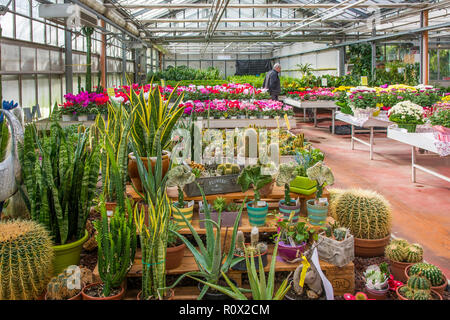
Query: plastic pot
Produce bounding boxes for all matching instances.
[246,201,269,226]
[306,199,328,226]
[365,285,388,300]
[127,151,171,192]
[198,210,241,229]
[172,202,194,228]
[289,176,317,195]
[396,123,417,133]
[81,282,125,300]
[277,241,307,262]
[166,243,186,270]
[52,230,89,275]
[278,199,301,222]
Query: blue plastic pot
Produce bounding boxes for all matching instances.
[306,199,328,226]
[246,201,269,226]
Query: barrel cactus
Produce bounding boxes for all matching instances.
[404,244,423,263]
[413,289,432,300]
[0,220,54,300]
[330,189,392,239]
[407,274,431,291]
[399,286,414,299]
[409,263,444,287]
[399,275,434,300]
[390,238,410,248]
[385,242,407,262]
[46,266,81,300]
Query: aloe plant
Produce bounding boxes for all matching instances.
[191,235,291,300]
[19,107,100,244]
[165,185,247,300]
[127,83,185,157]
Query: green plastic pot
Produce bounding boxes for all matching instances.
[52,230,89,275]
[397,123,417,133]
[289,176,317,195]
[306,199,328,226]
[247,201,269,226]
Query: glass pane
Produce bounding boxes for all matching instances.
[33,21,45,44]
[1,75,20,104]
[16,0,30,15]
[51,75,62,106]
[37,49,50,71]
[429,49,438,81]
[1,44,20,71]
[79,54,86,73]
[50,50,63,72]
[21,47,36,72]
[37,75,50,118]
[16,16,31,41]
[21,76,37,108]
[0,12,14,38]
[58,28,65,47]
[439,49,450,81]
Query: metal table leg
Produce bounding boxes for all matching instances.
[331,109,335,134]
[303,107,306,122]
[314,108,317,127]
[369,126,374,160]
[411,146,416,183]
[351,124,354,150]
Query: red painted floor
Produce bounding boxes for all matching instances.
[292,112,450,277]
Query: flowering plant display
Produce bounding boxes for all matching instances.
[61,91,109,115]
[287,87,339,101]
[429,106,450,128]
[388,101,425,125]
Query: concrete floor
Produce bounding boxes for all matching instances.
[292,111,450,277]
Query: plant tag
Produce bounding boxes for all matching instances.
[107,210,113,217]
[106,88,115,96]
[318,198,328,205]
[321,77,328,87]
[257,200,266,207]
[187,200,195,208]
[296,197,300,206]
[361,76,368,86]
[275,116,280,129]
[284,113,291,130]
[299,255,310,288]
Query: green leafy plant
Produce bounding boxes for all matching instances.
[429,108,450,128]
[272,216,317,246]
[166,165,195,208]
[165,185,247,300]
[294,148,324,177]
[237,165,273,204]
[190,235,291,300]
[19,111,100,244]
[167,219,182,247]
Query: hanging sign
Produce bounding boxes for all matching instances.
[360,76,368,86]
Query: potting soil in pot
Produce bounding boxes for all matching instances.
[84,283,122,298]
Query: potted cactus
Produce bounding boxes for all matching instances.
[0,220,54,300]
[82,196,137,300]
[237,164,273,226]
[363,263,390,300]
[45,266,94,300]
[232,227,268,271]
[384,238,423,282]
[199,197,242,228]
[166,165,196,228]
[305,161,334,226]
[405,262,447,295]
[165,220,186,270]
[396,274,443,300]
[330,188,392,257]
[317,221,354,268]
[276,162,301,222]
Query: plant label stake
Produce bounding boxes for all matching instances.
[299,255,310,288]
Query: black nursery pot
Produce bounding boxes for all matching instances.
[198,278,238,300]
[231,248,268,271]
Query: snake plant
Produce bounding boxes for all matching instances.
[19,109,100,245]
[128,83,185,157]
[165,185,246,300]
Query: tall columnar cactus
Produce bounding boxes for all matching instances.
[250,226,259,248]
[330,189,392,240]
[236,230,245,251]
[95,197,137,297]
[0,220,54,300]
[409,263,444,287]
[405,244,423,263]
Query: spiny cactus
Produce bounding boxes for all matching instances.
[385,242,407,262]
[399,286,414,299]
[256,242,268,254]
[390,238,410,248]
[407,274,431,291]
[46,266,81,300]
[0,220,54,300]
[404,244,423,263]
[250,226,259,247]
[217,163,240,175]
[236,231,245,251]
[330,189,392,239]
[413,289,432,300]
[409,263,444,287]
[333,227,348,241]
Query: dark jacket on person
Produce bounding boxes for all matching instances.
[263,69,281,96]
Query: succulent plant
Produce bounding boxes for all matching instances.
[409,263,444,287]
[390,238,410,248]
[330,189,392,240]
[404,244,423,263]
[399,286,414,299]
[276,162,300,204]
[46,266,82,300]
[385,242,407,262]
[256,242,268,254]
[0,220,54,300]
[217,163,240,175]
[166,165,196,208]
[333,227,348,241]
[213,197,227,215]
[407,274,432,291]
[250,226,259,248]
[306,161,334,200]
[236,230,245,251]
[413,289,432,300]
[399,274,434,300]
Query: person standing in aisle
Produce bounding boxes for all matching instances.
[263,63,281,101]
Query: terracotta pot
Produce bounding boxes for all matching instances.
[166,243,186,270]
[365,285,388,300]
[127,151,170,192]
[45,290,83,300]
[259,180,274,197]
[137,288,174,300]
[404,265,448,295]
[388,259,413,283]
[81,282,125,300]
[354,235,391,257]
[396,285,443,300]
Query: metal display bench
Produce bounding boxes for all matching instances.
[335,111,393,160]
[284,98,339,134]
[387,126,450,183]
